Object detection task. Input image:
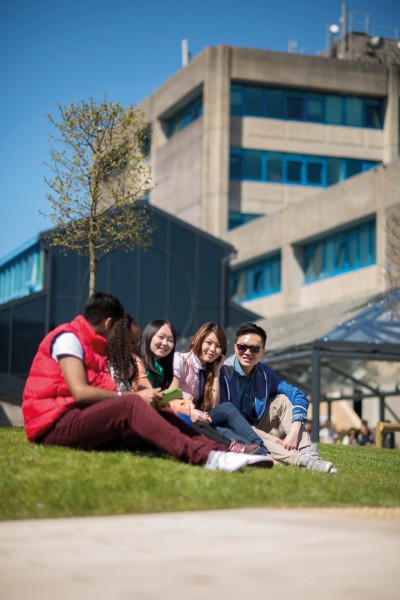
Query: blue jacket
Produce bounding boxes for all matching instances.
[219,355,308,424]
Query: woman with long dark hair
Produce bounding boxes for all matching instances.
[171,322,269,455]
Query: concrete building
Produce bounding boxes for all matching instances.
[139,30,400,323]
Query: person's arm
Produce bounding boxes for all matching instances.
[59,356,120,405]
[210,354,225,408]
[134,356,154,390]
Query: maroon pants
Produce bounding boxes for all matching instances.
[39,394,226,465]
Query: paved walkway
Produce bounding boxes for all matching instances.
[1,507,399,600]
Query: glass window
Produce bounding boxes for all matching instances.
[231,86,244,115]
[245,150,262,180]
[286,95,304,120]
[306,161,323,185]
[246,86,264,116]
[307,95,324,122]
[304,220,376,282]
[230,150,243,179]
[365,101,383,128]
[346,97,363,127]
[266,152,283,182]
[346,159,362,179]
[267,89,284,118]
[286,159,302,182]
[327,158,343,186]
[326,95,343,125]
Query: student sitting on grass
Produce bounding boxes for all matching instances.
[114,315,262,455]
[22,292,270,472]
[219,322,338,473]
[170,322,270,456]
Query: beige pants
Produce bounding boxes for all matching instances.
[252,394,311,466]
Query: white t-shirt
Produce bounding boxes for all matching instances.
[51,332,84,362]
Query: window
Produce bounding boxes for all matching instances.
[245,150,263,180]
[228,212,263,230]
[230,147,378,187]
[246,86,264,116]
[231,85,244,115]
[231,83,384,129]
[166,96,203,137]
[307,94,324,122]
[266,152,283,182]
[306,161,324,185]
[326,95,343,125]
[303,220,376,283]
[267,89,284,118]
[232,253,281,301]
[286,159,302,182]
[346,97,363,127]
[0,246,44,305]
[286,94,304,120]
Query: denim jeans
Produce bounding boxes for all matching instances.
[209,403,268,455]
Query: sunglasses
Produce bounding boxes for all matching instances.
[235,343,262,355]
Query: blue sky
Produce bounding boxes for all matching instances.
[1,0,399,261]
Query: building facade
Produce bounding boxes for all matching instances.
[139,35,400,320]
[0,205,254,378]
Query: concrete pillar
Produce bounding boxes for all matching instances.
[201,46,231,236]
[383,65,400,164]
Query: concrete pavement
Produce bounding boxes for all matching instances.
[1,507,399,600]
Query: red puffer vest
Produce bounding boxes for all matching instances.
[22,315,117,441]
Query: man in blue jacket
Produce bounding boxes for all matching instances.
[219,322,337,473]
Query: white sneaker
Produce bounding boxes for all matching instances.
[204,451,274,473]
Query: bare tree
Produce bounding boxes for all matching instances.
[43,95,155,294]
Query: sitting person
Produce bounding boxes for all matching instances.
[319,419,339,444]
[170,322,270,456]
[131,317,264,455]
[22,292,271,473]
[219,322,337,474]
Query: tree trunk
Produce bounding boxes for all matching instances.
[89,238,97,296]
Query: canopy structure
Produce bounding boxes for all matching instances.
[262,291,400,440]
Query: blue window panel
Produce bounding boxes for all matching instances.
[166,96,203,137]
[231,85,244,115]
[232,253,281,302]
[306,159,325,185]
[266,89,284,118]
[365,100,383,128]
[266,152,283,182]
[285,158,303,182]
[346,97,363,127]
[228,212,263,230]
[286,94,305,120]
[230,149,243,179]
[327,157,344,186]
[303,220,376,283]
[307,94,324,123]
[245,150,263,180]
[231,147,378,188]
[246,86,265,117]
[231,83,384,129]
[326,95,344,125]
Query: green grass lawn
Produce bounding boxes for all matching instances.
[1,427,399,521]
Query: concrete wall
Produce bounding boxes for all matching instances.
[226,160,400,317]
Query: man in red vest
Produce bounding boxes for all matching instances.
[22,292,272,472]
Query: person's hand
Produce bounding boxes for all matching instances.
[137,387,163,410]
[190,408,212,425]
[282,422,302,450]
[212,354,225,376]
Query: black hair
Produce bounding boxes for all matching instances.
[106,313,139,385]
[83,292,124,326]
[235,322,267,348]
[139,319,176,389]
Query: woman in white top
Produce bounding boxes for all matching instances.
[172,322,269,455]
